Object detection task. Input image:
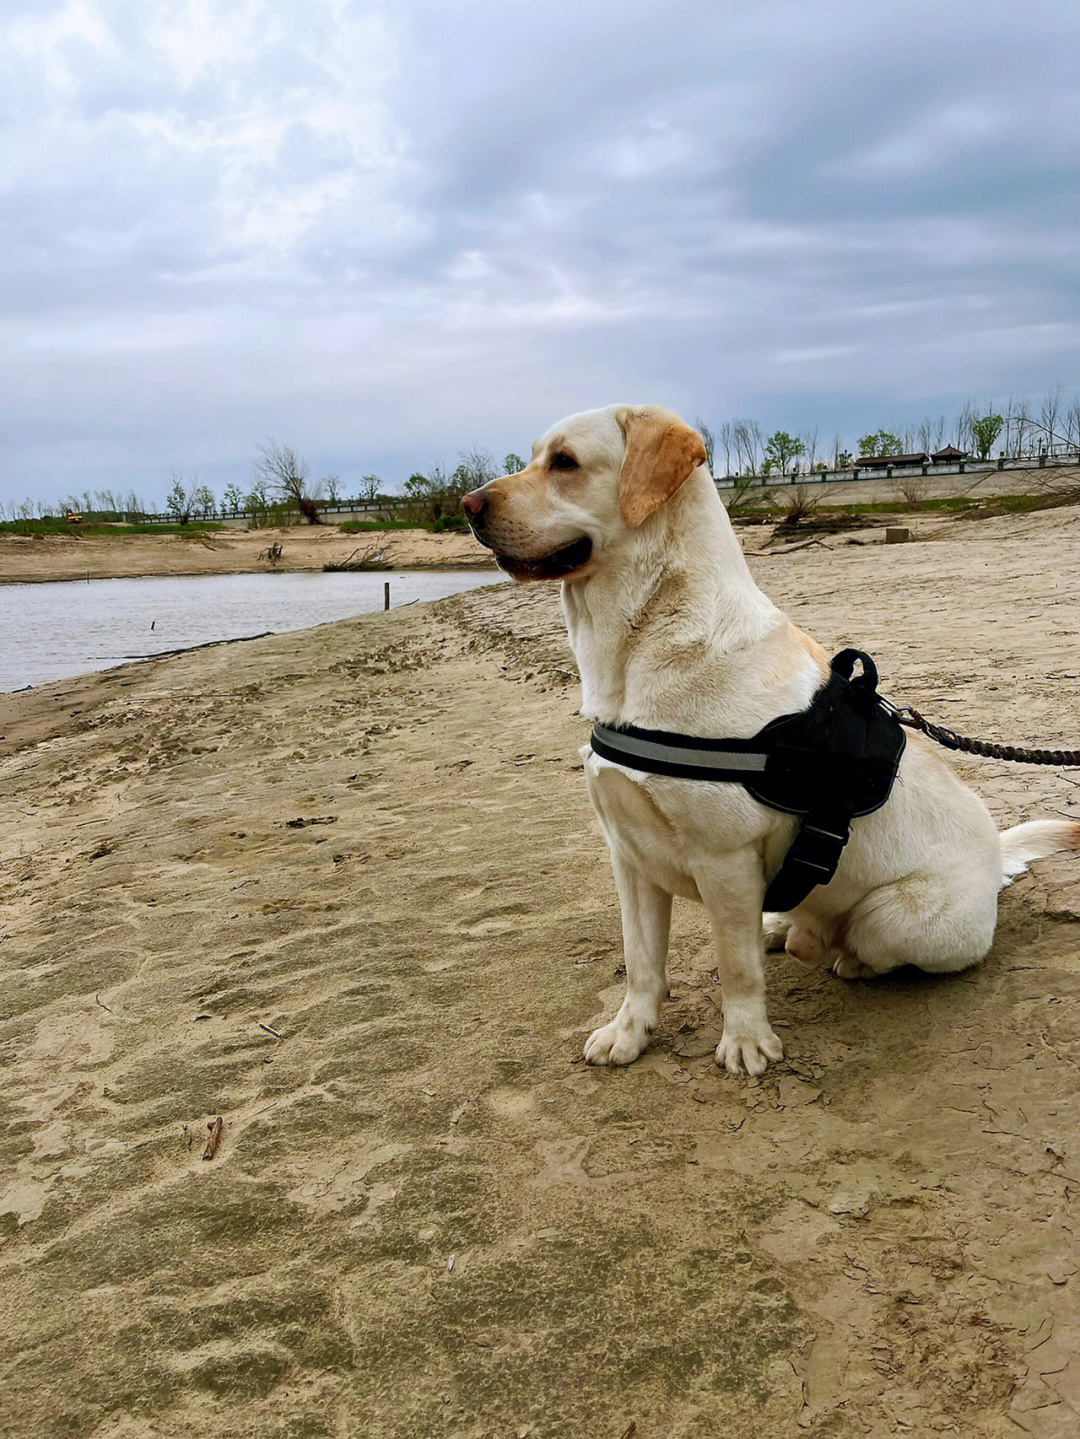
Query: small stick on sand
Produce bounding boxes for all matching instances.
[203,1116,223,1161]
[258,1021,283,1040]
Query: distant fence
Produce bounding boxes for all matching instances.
[713,447,1080,489]
[37,446,1080,527]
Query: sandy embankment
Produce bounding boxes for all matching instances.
[2,506,1080,1437]
[0,523,494,584]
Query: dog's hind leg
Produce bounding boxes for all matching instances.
[784,923,840,967]
[584,852,672,1066]
[836,870,997,979]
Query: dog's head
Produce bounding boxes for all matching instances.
[461,404,708,581]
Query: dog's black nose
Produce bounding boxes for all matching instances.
[461,489,487,520]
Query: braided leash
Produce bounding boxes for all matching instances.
[890,703,1080,767]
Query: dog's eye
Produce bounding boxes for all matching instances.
[550,452,579,472]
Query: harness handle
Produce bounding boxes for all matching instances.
[830,648,879,690]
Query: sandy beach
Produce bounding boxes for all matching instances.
[2,505,1080,1437]
[0,524,494,585]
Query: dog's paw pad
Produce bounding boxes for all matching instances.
[715,1025,783,1077]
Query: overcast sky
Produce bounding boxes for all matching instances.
[3,0,1078,507]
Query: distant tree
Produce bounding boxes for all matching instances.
[694,419,716,475]
[765,431,805,476]
[324,474,343,504]
[403,465,448,525]
[733,419,764,475]
[1013,400,1032,457]
[1040,384,1063,448]
[223,483,245,513]
[954,402,975,452]
[359,475,381,502]
[857,431,902,458]
[245,478,272,526]
[193,484,216,516]
[455,447,497,493]
[165,472,195,524]
[970,414,1003,461]
[502,453,526,475]
[718,422,734,477]
[254,439,322,524]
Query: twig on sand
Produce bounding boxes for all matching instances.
[95,992,112,1013]
[773,537,830,554]
[618,1424,637,1439]
[258,1021,283,1040]
[324,545,387,572]
[124,632,273,662]
[203,1116,223,1161]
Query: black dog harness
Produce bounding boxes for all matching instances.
[590,649,906,912]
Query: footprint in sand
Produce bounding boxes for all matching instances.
[457,901,529,936]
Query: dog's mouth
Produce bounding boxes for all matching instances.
[491,535,594,582]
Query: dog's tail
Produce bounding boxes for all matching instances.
[999,819,1080,887]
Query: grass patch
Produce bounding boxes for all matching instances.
[730,495,1013,523]
[0,518,225,537]
[337,519,421,534]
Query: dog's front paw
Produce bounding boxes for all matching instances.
[715,1022,783,1077]
[584,1017,650,1066]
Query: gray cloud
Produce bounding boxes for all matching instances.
[1,0,1078,509]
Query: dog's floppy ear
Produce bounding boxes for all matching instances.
[616,406,708,527]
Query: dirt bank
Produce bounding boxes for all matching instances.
[0,524,494,584]
[1,506,1079,1437]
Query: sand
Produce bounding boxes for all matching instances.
[0,524,494,585]
[2,505,1079,1438]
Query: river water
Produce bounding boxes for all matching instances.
[0,568,506,692]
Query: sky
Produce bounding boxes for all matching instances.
[3,0,1079,508]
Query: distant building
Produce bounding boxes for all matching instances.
[930,445,967,462]
[855,452,929,469]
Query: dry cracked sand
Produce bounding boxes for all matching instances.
[2,506,1080,1438]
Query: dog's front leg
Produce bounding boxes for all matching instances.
[584,852,671,1066]
[698,849,784,1077]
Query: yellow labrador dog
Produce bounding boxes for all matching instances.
[462,405,1079,1075]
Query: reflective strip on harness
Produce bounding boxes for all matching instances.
[591,723,768,777]
[587,649,907,912]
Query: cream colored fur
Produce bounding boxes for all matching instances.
[463,404,1080,1075]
